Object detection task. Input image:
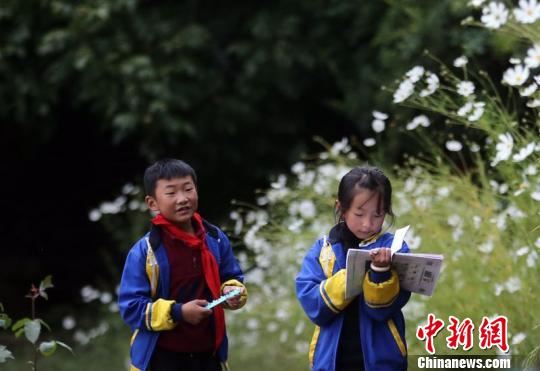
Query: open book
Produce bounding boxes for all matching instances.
[345,225,443,300]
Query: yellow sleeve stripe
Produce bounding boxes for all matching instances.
[321,269,352,312]
[144,237,159,299]
[145,302,152,330]
[130,365,141,371]
[309,326,321,368]
[318,237,335,278]
[362,269,400,308]
[388,319,407,356]
[319,282,339,313]
[130,329,139,346]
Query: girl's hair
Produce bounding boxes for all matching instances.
[336,166,394,223]
[143,158,197,197]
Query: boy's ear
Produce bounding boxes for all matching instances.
[145,195,159,212]
[335,200,341,213]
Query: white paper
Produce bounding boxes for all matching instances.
[345,226,444,299]
[345,249,370,300]
[390,225,410,256]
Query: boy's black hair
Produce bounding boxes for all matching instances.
[143,159,197,197]
[336,166,394,221]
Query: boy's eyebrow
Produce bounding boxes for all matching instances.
[163,180,194,188]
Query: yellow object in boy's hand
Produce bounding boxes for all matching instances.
[222,286,245,309]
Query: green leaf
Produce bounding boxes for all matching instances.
[0,345,14,363]
[38,341,57,356]
[38,319,51,332]
[39,275,54,300]
[0,314,12,329]
[24,320,41,344]
[12,318,30,332]
[55,341,74,355]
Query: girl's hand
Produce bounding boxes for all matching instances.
[222,286,245,309]
[369,247,391,268]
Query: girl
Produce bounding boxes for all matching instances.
[296,166,410,371]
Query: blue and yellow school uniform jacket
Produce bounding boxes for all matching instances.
[296,230,411,371]
[118,221,247,371]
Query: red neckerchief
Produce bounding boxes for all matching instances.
[151,212,225,351]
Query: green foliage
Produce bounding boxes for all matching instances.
[0,0,491,162]
[0,277,73,370]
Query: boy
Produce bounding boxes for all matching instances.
[119,159,247,371]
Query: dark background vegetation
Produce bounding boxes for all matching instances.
[0,0,498,316]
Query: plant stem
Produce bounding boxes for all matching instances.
[32,297,37,371]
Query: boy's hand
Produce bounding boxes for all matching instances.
[369,247,392,268]
[181,299,212,325]
[222,286,244,309]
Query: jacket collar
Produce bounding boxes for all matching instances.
[328,222,381,249]
[149,218,220,251]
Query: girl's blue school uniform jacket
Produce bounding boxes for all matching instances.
[118,222,246,371]
[296,231,411,371]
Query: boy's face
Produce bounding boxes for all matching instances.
[145,176,198,230]
[339,188,385,241]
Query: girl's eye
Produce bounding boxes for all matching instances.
[165,192,175,196]
[354,213,364,217]
[185,188,193,192]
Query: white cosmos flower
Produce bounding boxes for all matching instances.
[457,81,475,96]
[330,137,351,154]
[470,0,486,7]
[510,57,522,65]
[406,115,430,130]
[372,119,386,133]
[513,0,540,23]
[457,102,473,117]
[363,138,376,147]
[446,140,463,151]
[393,79,415,103]
[491,133,514,166]
[517,246,530,256]
[468,102,486,121]
[511,333,527,345]
[453,56,469,67]
[470,142,481,152]
[527,98,540,107]
[406,66,425,83]
[502,65,530,86]
[525,164,537,175]
[479,239,494,253]
[520,83,537,96]
[505,276,522,293]
[513,142,536,161]
[525,45,540,68]
[298,200,316,219]
[291,162,306,174]
[420,73,440,97]
[372,111,389,120]
[481,2,509,29]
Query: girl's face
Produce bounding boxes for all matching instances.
[339,188,385,241]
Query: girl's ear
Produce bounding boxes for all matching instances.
[145,195,159,212]
[335,200,342,215]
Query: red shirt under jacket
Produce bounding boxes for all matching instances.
[156,229,214,353]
